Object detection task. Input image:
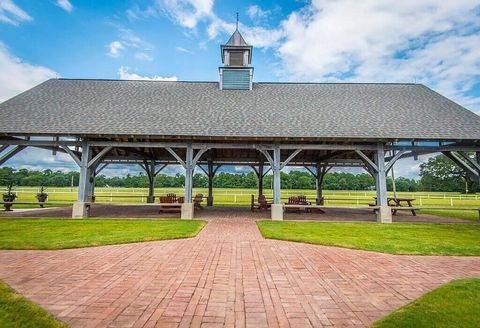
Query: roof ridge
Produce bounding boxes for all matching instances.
[54,78,420,86]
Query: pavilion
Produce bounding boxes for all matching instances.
[0,28,479,222]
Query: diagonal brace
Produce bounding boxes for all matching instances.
[60,144,81,166]
[88,147,112,168]
[0,146,26,166]
[355,150,378,172]
[166,147,187,168]
[257,147,274,167]
[280,149,302,169]
[385,150,406,173]
[443,151,479,181]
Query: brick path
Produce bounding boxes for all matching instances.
[0,215,479,327]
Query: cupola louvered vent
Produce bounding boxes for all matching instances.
[219,27,253,90]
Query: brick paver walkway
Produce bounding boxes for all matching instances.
[0,215,479,327]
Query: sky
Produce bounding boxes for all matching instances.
[0,0,480,179]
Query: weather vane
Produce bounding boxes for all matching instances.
[236,12,239,30]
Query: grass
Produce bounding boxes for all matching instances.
[2,186,479,209]
[0,218,206,250]
[372,278,480,328]
[0,281,67,328]
[421,209,480,221]
[256,221,480,255]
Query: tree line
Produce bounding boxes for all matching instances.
[0,154,477,193]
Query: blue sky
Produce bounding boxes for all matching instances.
[1,0,480,179]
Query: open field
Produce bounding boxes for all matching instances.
[256,221,480,255]
[3,186,480,205]
[0,281,66,328]
[372,278,480,328]
[0,218,206,250]
[2,187,479,219]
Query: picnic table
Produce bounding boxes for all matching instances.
[374,197,417,216]
[285,196,325,214]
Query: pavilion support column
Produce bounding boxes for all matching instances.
[207,160,214,206]
[258,161,264,196]
[89,168,96,203]
[374,143,391,223]
[477,152,480,184]
[72,141,93,218]
[315,163,330,205]
[271,145,283,221]
[181,144,195,219]
[147,160,156,203]
[166,145,208,219]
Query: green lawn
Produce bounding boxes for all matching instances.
[256,221,480,255]
[0,281,66,328]
[372,278,480,328]
[2,186,479,209]
[421,209,479,221]
[0,218,206,250]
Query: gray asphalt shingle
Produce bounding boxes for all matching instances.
[0,79,479,140]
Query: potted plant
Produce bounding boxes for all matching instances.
[2,183,17,211]
[36,186,48,208]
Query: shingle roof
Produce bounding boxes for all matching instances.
[225,29,249,46]
[0,79,479,140]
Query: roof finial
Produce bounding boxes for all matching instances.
[236,12,239,30]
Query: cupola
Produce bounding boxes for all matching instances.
[219,21,253,90]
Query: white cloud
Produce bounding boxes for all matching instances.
[107,40,124,58]
[106,27,154,60]
[175,46,192,53]
[277,0,480,112]
[118,66,178,81]
[158,0,214,29]
[126,4,158,20]
[246,5,269,22]
[56,0,73,13]
[0,43,57,102]
[135,52,154,61]
[157,0,282,48]
[0,0,32,25]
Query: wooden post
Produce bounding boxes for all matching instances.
[258,160,264,196]
[77,141,92,202]
[147,160,156,203]
[207,159,213,206]
[476,152,480,184]
[270,144,283,220]
[374,143,391,223]
[272,145,281,204]
[185,144,194,203]
[315,163,325,205]
[73,140,93,218]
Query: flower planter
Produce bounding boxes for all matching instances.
[2,195,16,211]
[36,194,48,208]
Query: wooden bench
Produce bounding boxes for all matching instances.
[158,196,183,213]
[251,195,272,212]
[194,194,204,210]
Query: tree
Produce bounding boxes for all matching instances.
[419,154,478,193]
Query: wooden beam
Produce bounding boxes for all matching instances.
[60,145,81,166]
[385,150,406,173]
[280,149,302,169]
[355,150,378,172]
[88,146,112,168]
[443,151,479,181]
[0,146,25,166]
[165,147,187,168]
